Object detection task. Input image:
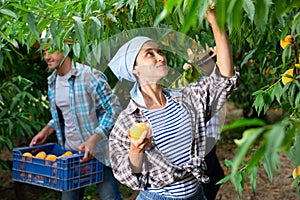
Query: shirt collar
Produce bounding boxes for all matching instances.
[126,88,183,114]
[48,60,81,84]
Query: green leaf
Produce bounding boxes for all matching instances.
[10,93,20,111]
[263,92,272,114]
[232,128,264,172]
[254,0,268,32]
[0,32,19,48]
[92,41,101,64]
[280,82,291,97]
[50,20,58,38]
[90,16,102,27]
[274,0,287,16]
[47,1,80,12]
[252,89,263,96]
[197,1,209,25]
[26,13,40,41]
[292,12,300,34]
[241,49,256,67]
[62,43,70,58]
[73,16,86,47]
[288,84,296,107]
[181,0,202,34]
[216,0,227,32]
[217,174,231,184]
[0,51,3,68]
[106,12,117,23]
[9,3,32,13]
[295,92,300,108]
[245,144,266,172]
[282,42,292,64]
[228,0,243,31]
[262,152,280,181]
[249,163,259,193]
[165,0,182,13]
[267,86,275,103]
[0,108,8,119]
[73,42,81,58]
[252,93,264,115]
[8,119,13,136]
[221,118,266,132]
[16,118,31,135]
[262,124,285,180]
[224,159,233,168]
[231,172,244,197]
[243,0,255,22]
[271,82,283,104]
[288,134,300,167]
[154,8,168,26]
[278,123,295,152]
[0,8,18,19]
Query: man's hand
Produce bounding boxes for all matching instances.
[30,125,54,146]
[78,134,103,162]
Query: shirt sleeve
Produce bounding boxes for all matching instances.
[47,119,55,128]
[109,113,150,190]
[90,70,122,138]
[192,65,239,120]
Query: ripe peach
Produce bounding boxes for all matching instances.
[60,151,73,157]
[280,35,292,49]
[292,165,300,181]
[45,154,57,161]
[282,68,294,85]
[130,123,148,140]
[35,151,46,159]
[45,154,57,165]
[22,152,33,157]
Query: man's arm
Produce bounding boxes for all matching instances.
[30,124,55,146]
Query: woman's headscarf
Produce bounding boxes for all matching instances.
[108,36,152,107]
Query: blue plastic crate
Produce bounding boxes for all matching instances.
[12,143,103,191]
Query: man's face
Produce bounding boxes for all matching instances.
[42,46,64,70]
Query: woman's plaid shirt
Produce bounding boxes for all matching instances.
[109,66,239,190]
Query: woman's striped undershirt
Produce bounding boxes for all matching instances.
[142,95,199,198]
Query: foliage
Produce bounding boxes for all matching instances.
[220,118,300,196]
[219,15,300,199]
[0,75,50,170]
[0,44,50,171]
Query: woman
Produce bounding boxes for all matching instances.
[108,8,238,200]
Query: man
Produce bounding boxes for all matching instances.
[30,43,123,200]
[203,114,225,200]
[197,55,226,200]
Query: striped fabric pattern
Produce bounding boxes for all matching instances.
[143,96,198,197]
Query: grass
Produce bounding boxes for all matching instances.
[11,180,137,200]
[83,183,137,199]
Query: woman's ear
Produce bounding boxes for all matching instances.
[132,68,140,77]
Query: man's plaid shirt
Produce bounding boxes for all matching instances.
[47,62,121,165]
[109,66,239,190]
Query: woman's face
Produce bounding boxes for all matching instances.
[134,41,168,84]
